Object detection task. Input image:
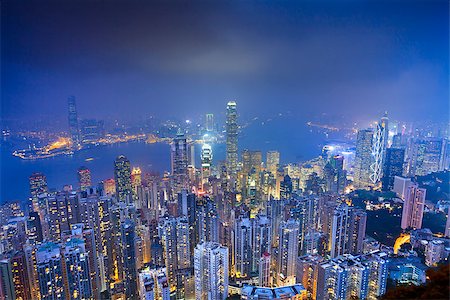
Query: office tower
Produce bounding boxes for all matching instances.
[36,242,65,300]
[45,191,79,242]
[29,172,48,212]
[277,219,300,286]
[241,150,262,199]
[0,259,15,300]
[131,167,142,204]
[194,242,229,300]
[266,199,285,247]
[78,166,92,191]
[290,196,318,254]
[233,217,252,278]
[103,178,116,196]
[324,155,346,194]
[348,208,367,255]
[353,129,374,189]
[226,101,238,182]
[119,219,137,299]
[410,138,446,176]
[171,129,189,193]
[138,266,171,300]
[205,113,214,132]
[401,183,426,229]
[266,151,280,175]
[201,143,213,187]
[8,251,31,300]
[114,155,132,202]
[63,238,92,299]
[79,119,104,144]
[382,148,405,191]
[258,252,271,287]
[370,113,389,184]
[196,197,219,244]
[68,96,80,146]
[27,211,43,244]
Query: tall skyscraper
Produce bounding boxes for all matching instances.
[121,219,137,299]
[29,172,48,212]
[353,129,374,189]
[67,96,80,146]
[36,242,65,300]
[205,113,214,132]
[382,148,405,191]
[131,167,142,204]
[276,219,299,286]
[445,210,450,238]
[233,217,252,278]
[194,242,229,300]
[114,155,132,202]
[324,155,346,194]
[266,151,280,175]
[0,259,15,300]
[171,129,189,192]
[77,166,92,191]
[409,138,446,176]
[138,266,171,300]
[370,113,389,184]
[201,143,213,188]
[226,101,238,182]
[63,238,92,299]
[401,183,426,229]
[258,252,271,288]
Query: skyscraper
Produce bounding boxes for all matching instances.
[226,101,238,183]
[258,253,271,288]
[324,155,346,194]
[138,266,171,300]
[77,166,92,191]
[266,151,280,175]
[0,259,15,300]
[194,242,229,300]
[36,242,65,300]
[121,219,137,299]
[276,219,299,286]
[67,96,80,146]
[205,113,214,132]
[409,138,446,176]
[29,172,48,212]
[381,148,405,191]
[370,113,389,184]
[353,129,374,189]
[62,238,92,299]
[401,183,426,229]
[233,217,252,278]
[114,155,132,202]
[171,129,189,192]
[201,143,213,188]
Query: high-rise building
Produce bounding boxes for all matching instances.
[445,210,450,238]
[171,129,189,193]
[0,259,15,300]
[68,96,80,146]
[79,119,105,144]
[233,217,252,278]
[114,155,132,202]
[401,183,426,230]
[29,172,48,212]
[36,242,65,300]
[370,113,389,184]
[409,138,446,176]
[78,166,92,191]
[393,176,412,200]
[194,242,229,300]
[138,266,171,300]
[62,238,92,299]
[382,148,405,191]
[276,219,299,286]
[353,129,374,189]
[201,143,213,187]
[241,285,306,299]
[121,219,137,299]
[226,101,238,182]
[266,151,280,175]
[131,167,142,204]
[258,252,271,288]
[9,251,31,300]
[205,113,214,132]
[324,155,346,194]
[425,240,445,267]
[103,178,116,196]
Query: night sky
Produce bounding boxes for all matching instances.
[2,1,449,124]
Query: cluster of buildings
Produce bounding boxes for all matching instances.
[0,101,449,300]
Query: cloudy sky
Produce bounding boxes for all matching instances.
[2,0,448,124]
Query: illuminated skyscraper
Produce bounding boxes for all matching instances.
[205,113,214,132]
[67,96,80,146]
[233,217,252,278]
[121,219,137,299]
[266,151,280,175]
[103,178,116,195]
[445,211,450,238]
[370,113,389,184]
[77,166,92,191]
[353,129,374,189]
[258,252,271,288]
[226,101,238,182]
[381,148,405,191]
[62,238,92,299]
[138,266,171,300]
[401,183,426,229]
[36,242,65,300]
[171,129,189,192]
[194,242,229,300]
[0,259,15,300]
[324,155,346,194]
[114,155,132,202]
[276,219,299,286]
[409,138,446,176]
[131,167,142,203]
[29,172,48,212]
[201,143,213,188]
